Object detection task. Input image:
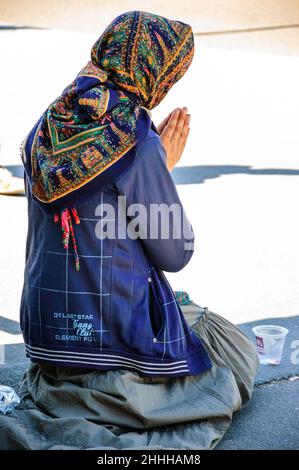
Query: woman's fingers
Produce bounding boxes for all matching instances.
[172,107,188,144]
[178,125,190,156]
[181,114,191,140]
[179,113,191,141]
[156,112,171,134]
[162,108,181,140]
[159,106,191,171]
[177,114,191,156]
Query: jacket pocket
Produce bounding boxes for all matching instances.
[148,277,165,340]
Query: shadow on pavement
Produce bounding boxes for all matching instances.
[172,165,299,185]
[2,165,24,178]
[4,164,299,187]
[0,315,21,335]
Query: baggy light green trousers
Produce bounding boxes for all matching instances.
[0,303,259,450]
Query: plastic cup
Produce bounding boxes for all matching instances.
[252,324,289,365]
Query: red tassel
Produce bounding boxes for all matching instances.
[71,207,80,225]
[54,207,80,271]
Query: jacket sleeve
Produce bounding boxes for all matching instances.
[115,134,195,272]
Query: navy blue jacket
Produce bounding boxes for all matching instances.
[20,124,212,377]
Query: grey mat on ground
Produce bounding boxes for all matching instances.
[0,315,22,335]
[1,343,27,366]
[238,315,299,385]
[0,362,27,391]
[217,379,299,450]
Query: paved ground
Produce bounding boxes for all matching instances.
[1,19,299,449]
[2,1,299,35]
[218,378,299,450]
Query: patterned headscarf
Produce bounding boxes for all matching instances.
[21,10,195,269]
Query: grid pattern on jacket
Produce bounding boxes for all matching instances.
[22,191,191,376]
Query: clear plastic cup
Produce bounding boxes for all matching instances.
[252,324,289,365]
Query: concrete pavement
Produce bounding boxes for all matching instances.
[1,1,299,34]
[218,378,299,450]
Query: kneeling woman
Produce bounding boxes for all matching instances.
[0,11,258,450]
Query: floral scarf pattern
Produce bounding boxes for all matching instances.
[23,10,194,206]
